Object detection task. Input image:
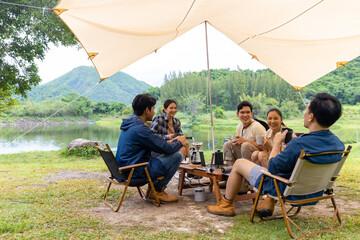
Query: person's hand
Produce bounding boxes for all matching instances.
[263,137,272,151]
[235,136,247,145]
[274,130,287,145]
[175,136,188,146]
[169,134,174,140]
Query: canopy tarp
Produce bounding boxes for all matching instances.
[54,0,360,89]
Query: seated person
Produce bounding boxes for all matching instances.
[151,99,189,158]
[223,101,266,166]
[115,94,189,202]
[251,108,296,168]
[207,93,345,217]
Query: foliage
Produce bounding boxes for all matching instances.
[3,92,127,119]
[214,107,226,119]
[239,93,282,119]
[280,100,302,119]
[160,69,303,113]
[144,86,161,100]
[182,93,205,123]
[60,146,99,158]
[302,57,360,105]
[160,59,360,116]
[0,0,77,110]
[122,105,133,117]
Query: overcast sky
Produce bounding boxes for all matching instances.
[36,24,266,87]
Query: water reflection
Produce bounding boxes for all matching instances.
[0,123,357,154]
[0,124,121,154]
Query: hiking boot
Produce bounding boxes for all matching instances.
[256,196,276,217]
[149,187,178,203]
[207,196,235,217]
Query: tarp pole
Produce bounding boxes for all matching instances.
[205,21,215,152]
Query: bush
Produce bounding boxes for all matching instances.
[60,146,99,159]
[214,107,226,119]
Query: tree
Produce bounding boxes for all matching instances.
[183,93,205,123]
[0,0,77,111]
[61,92,93,117]
[144,86,161,100]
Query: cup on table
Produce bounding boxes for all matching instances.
[281,128,294,144]
[256,135,264,145]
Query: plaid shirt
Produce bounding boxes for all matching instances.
[151,114,183,140]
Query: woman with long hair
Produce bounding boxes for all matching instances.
[151,99,189,158]
[251,108,294,168]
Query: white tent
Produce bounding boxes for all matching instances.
[54,0,360,90]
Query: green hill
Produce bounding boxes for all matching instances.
[26,66,151,105]
[302,56,360,104]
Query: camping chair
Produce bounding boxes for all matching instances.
[96,143,163,212]
[250,145,352,239]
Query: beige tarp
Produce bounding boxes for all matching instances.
[54,0,360,89]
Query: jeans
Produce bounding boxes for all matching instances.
[154,151,183,191]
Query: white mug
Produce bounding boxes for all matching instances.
[256,135,264,145]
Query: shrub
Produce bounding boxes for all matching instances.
[214,108,226,119]
[60,146,99,159]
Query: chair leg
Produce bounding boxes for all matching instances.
[250,176,265,222]
[144,167,161,207]
[137,186,146,200]
[103,181,129,212]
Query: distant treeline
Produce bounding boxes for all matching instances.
[151,57,360,119]
[4,92,132,118]
[3,57,359,121]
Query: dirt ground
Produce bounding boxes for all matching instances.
[46,170,360,234]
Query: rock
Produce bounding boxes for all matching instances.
[67,138,103,149]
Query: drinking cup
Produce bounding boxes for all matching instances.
[256,135,264,145]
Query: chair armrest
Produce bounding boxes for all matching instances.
[259,170,290,184]
[119,162,149,171]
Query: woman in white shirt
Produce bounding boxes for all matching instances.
[251,108,294,168]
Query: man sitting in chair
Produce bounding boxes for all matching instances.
[223,101,266,166]
[116,93,189,202]
[207,93,345,217]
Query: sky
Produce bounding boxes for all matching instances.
[36,24,266,87]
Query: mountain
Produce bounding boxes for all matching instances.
[26,66,151,105]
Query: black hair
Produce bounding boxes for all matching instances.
[237,101,253,113]
[162,99,177,113]
[308,93,342,127]
[267,108,283,119]
[132,94,157,116]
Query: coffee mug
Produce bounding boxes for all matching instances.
[256,135,264,145]
[281,128,293,144]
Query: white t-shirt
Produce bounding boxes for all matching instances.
[236,120,266,142]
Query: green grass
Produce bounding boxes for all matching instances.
[0,147,359,239]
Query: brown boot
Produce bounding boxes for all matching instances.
[207,196,235,217]
[149,187,178,203]
[256,196,276,217]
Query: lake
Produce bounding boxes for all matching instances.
[0,122,358,154]
[0,123,235,154]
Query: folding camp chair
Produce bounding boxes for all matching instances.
[96,143,163,212]
[250,145,352,239]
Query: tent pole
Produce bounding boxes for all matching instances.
[205,21,215,152]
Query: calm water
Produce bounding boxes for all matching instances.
[0,123,235,154]
[0,123,358,154]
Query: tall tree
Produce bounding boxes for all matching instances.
[0,0,77,110]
